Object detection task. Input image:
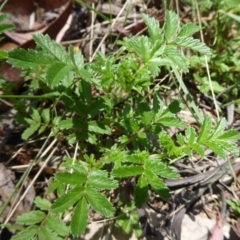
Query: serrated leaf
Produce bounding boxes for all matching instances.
[216,141,239,156]
[118,135,129,144]
[218,129,240,140]
[58,118,83,130]
[120,118,140,133]
[116,207,142,236]
[45,215,69,237]
[0,23,14,33]
[88,121,111,134]
[69,45,84,69]
[164,46,189,72]
[176,133,185,146]
[172,36,212,56]
[88,98,106,118]
[146,158,179,179]
[134,175,148,207]
[34,197,51,210]
[33,34,68,63]
[88,171,118,189]
[73,50,84,69]
[46,63,72,87]
[72,163,88,175]
[178,23,200,37]
[38,125,46,134]
[125,152,148,164]
[112,165,144,177]
[198,115,212,142]
[85,187,115,217]
[159,117,187,128]
[145,170,166,189]
[55,172,87,185]
[164,11,180,41]
[38,225,62,240]
[153,92,164,114]
[142,13,162,42]
[42,108,50,124]
[202,140,226,159]
[8,49,53,69]
[123,35,152,61]
[159,134,182,156]
[185,126,196,144]
[31,108,41,122]
[210,118,226,139]
[12,225,38,240]
[22,123,40,140]
[145,170,170,201]
[141,112,154,125]
[71,197,88,237]
[183,146,192,155]
[191,143,205,157]
[155,188,171,201]
[16,211,45,225]
[51,186,84,214]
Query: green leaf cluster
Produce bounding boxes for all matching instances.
[50,160,118,237]
[12,197,69,240]
[1,10,239,240]
[116,203,143,238]
[111,151,179,204]
[159,115,239,162]
[22,108,51,140]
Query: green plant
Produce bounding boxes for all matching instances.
[0,11,239,239]
[188,0,240,105]
[227,199,240,216]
